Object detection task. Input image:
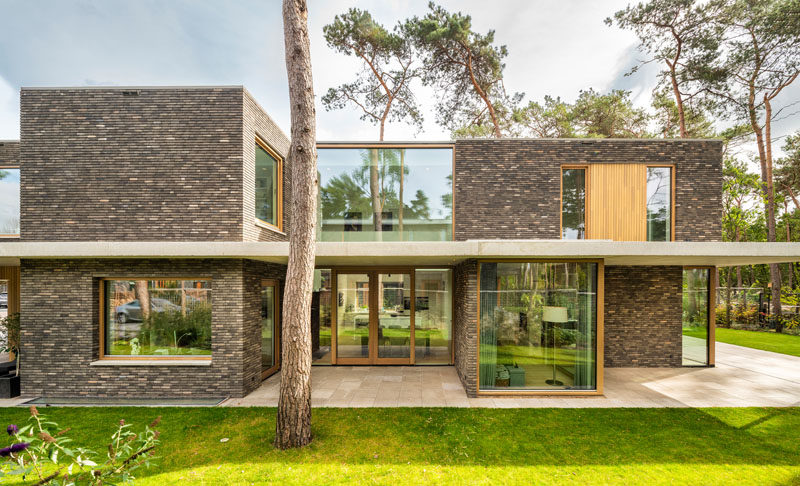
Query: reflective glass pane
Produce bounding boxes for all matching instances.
[378,273,411,358]
[318,148,453,241]
[415,269,452,364]
[337,273,370,358]
[479,262,597,390]
[0,168,20,236]
[647,167,671,241]
[683,268,710,366]
[261,284,276,372]
[104,280,212,356]
[255,142,279,226]
[561,168,585,239]
[312,269,333,364]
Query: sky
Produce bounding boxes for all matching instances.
[0,0,797,158]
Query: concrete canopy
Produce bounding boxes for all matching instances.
[1,240,800,267]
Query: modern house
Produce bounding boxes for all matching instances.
[0,86,798,400]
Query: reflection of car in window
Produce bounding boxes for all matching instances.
[0,292,7,308]
[115,298,181,323]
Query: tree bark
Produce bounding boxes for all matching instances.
[276,0,317,450]
[134,281,150,319]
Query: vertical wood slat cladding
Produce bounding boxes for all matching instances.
[454,139,722,242]
[587,164,646,241]
[0,266,20,315]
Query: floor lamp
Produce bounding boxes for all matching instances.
[542,306,568,386]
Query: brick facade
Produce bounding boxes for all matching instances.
[20,258,286,398]
[0,140,19,165]
[19,87,289,242]
[454,139,722,242]
[603,265,683,367]
[453,259,478,396]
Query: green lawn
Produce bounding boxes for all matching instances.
[714,328,800,358]
[0,407,798,485]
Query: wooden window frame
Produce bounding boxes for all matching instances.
[99,277,213,361]
[475,259,605,396]
[261,279,281,379]
[646,165,676,242]
[0,165,20,239]
[255,136,284,232]
[559,165,589,240]
[326,265,455,366]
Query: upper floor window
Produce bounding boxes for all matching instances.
[646,167,672,241]
[561,167,586,239]
[317,146,453,242]
[0,168,20,237]
[255,138,283,230]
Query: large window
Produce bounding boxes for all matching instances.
[255,138,282,229]
[0,168,20,237]
[317,147,453,241]
[479,262,598,391]
[647,167,671,241]
[682,268,710,366]
[561,168,586,239]
[415,269,452,364]
[102,279,212,358]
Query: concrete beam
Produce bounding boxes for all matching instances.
[1,240,799,267]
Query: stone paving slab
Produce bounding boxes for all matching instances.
[223,342,800,408]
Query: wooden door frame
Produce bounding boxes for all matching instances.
[261,279,281,380]
[331,266,454,365]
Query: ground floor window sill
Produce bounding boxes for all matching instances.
[90,359,212,367]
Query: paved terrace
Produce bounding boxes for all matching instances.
[223,342,800,408]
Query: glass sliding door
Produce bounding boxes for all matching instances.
[261,280,280,378]
[377,273,412,362]
[478,261,599,391]
[682,268,710,366]
[336,273,371,362]
[311,269,333,364]
[414,269,452,364]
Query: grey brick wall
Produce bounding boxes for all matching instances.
[20,258,285,398]
[19,87,289,242]
[604,265,683,367]
[0,140,19,165]
[242,89,291,242]
[453,259,477,396]
[454,139,722,242]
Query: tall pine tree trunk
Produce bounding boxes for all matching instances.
[277,0,317,449]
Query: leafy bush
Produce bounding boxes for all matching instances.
[0,313,20,376]
[137,305,211,353]
[0,406,159,485]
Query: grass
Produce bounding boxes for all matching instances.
[0,407,798,485]
[714,327,800,358]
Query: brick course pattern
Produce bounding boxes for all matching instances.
[0,140,19,165]
[453,259,478,396]
[19,87,289,242]
[20,258,286,398]
[454,139,722,242]
[604,265,683,367]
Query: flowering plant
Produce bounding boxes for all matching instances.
[0,406,160,485]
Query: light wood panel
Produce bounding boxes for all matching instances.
[587,164,647,241]
[0,266,20,315]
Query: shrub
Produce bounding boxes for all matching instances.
[0,313,20,376]
[0,406,160,485]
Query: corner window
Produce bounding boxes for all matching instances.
[0,168,20,237]
[646,167,671,241]
[102,279,212,358]
[682,268,711,366]
[561,167,586,239]
[478,261,598,392]
[255,138,282,229]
